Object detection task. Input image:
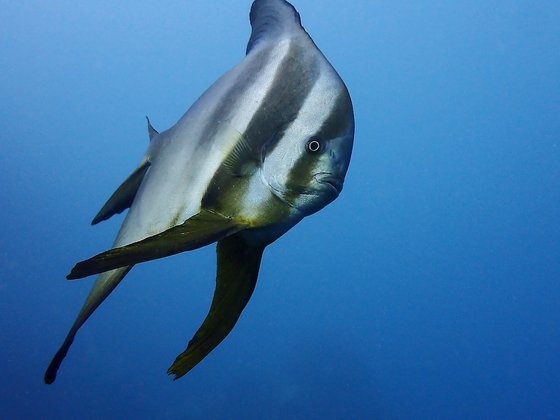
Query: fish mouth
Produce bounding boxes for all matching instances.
[314,173,343,195]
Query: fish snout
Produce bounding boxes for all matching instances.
[314,173,343,195]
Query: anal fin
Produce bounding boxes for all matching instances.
[167,233,265,379]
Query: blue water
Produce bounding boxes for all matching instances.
[1,1,559,418]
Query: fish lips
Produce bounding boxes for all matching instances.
[314,173,344,196]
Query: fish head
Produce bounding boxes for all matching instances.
[262,78,354,216]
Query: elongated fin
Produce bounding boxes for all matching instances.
[69,210,247,280]
[45,266,133,384]
[146,116,158,141]
[246,0,303,54]
[91,160,151,225]
[167,234,265,379]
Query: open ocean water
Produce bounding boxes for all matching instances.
[1,1,559,418]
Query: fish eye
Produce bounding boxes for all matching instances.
[306,137,322,153]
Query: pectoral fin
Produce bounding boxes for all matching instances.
[68,210,246,280]
[167,234,265,379]
[91,159,151,225]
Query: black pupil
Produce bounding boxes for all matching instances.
[308,139,321,152]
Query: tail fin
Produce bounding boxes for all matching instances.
[44,266,132,384]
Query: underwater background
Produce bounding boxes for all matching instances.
[1,0,559,418]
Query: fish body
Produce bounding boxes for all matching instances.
[45,0,354,383]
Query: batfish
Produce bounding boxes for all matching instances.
[45,0,354,383]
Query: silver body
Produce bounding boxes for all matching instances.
[120,34,351,247]
[45,0,354,383]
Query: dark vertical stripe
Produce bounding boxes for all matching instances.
[192,47,275,158]
[203,40,321,211]
[243,41,322,156]
[316,87,354,141]
[283,88,354,204]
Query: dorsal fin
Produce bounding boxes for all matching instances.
[146,116,158,141]
[246,0,303,54]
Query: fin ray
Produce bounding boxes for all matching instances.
[222,129,260,177]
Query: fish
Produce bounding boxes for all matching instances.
[45,0,354,384]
